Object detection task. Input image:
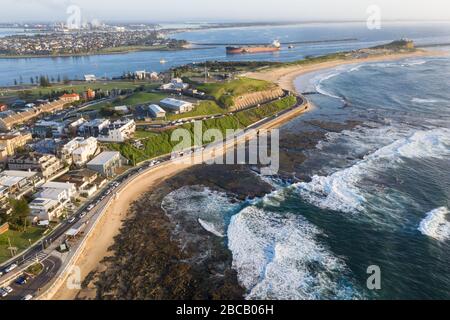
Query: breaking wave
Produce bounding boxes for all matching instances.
[296,128,450,214]
[228,206,361,300]
[418,207,450,242]
[161,185,242,237]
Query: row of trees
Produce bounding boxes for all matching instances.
[13,74,71,87]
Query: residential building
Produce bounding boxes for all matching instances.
[97,119,136,143]
[0,170,43,199]
[78,118,110,138]
[160,98,194,114]
[0,133,33,156]
[8,153,64,179]
[33,120,66,138]
[60,137,98,166]
[87,151,122,177]
[147,104,166,118]
[0,96,74,132]
[113,105,130,114]
[86,89,96,100]
[61,93,81,102]
[29,198,64,221]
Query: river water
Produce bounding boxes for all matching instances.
[2,21,450,86]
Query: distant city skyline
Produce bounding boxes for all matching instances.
[3,0,450,23]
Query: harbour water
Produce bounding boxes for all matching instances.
[2,21,450,86]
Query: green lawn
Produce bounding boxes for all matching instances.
[109,95,297,165]
[166,100,224,121]
[0,227,46,264]
[196,77,275,108]
[85,92,169,111]
[2,81,160,103]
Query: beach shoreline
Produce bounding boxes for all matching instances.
[246,50,446,93]
[50,49,443,300]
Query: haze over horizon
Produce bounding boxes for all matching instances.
[3,0,450,24]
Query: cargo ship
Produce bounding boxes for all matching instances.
[226,40,281,54]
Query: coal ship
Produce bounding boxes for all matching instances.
[226,40,281,54]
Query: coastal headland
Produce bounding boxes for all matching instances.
[47,44,444,300]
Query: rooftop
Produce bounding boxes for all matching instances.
[87,151,120,166]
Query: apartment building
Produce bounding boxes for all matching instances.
[97,119,136,143]
[8,153,64,179]
[60,137,98,166]
[0,133,33,156]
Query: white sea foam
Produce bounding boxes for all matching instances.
[297,128,450,214]
[314,72,346,101]
[412,98,439,104]
[227,206,360,300]
[161,185,241,237]
[418,207,450,241]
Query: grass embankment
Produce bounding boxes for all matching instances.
[0,227,45,264]
[166,101,224,121]
[109,95,296,164]
[196,77,275,108]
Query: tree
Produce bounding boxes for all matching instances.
[30,77,34,84]
[39,75,51,87]
[14,79,17,86]
[8,198,31,231]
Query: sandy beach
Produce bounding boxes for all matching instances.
[246,50,444,93]
[50,102,309,300]
[50,49,443,300]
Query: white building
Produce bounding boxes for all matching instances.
[97,119,136,143]
[148,104,166,118]
[41,181,77,198]
[84,74,97,82]
[61,137,98,166]
[36,188,70,205]
[160,78,189,91]
[160,98,194,114]
[30,198,64,221]
[87,151,122,177]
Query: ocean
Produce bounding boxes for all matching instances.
[161,54,450,299]
[2,21,450,86]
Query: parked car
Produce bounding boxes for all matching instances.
[15,275,28,285]
[5,263,17,273]
[0,288,8,297]
[67,217,76,224]
[21,294,33,300]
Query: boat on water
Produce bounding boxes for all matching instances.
[160,59,167,64]
[226,40,281,54]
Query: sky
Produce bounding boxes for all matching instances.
[3,0,450,23]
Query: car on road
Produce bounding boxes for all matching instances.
[87,204,95,211]
[5,263,17,273]
[0,288,8,297]
[15,275,29,285]
[79,211,87,219]
[3,286,13,294]
[67,217,76,224]
[21,294,33,300]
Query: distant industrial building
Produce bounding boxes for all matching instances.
[84,74,97,82]
[160,78,189,92]
[147,104,166,118]
[160,98,194,114]
[87,151,122,177]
